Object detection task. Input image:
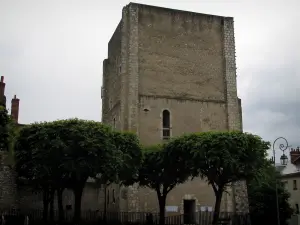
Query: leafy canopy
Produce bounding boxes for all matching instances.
[15,122,66,188]
[166,131,270,190]
[15,119,120,187]
[112,131,142,185]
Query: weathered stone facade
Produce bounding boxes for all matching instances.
[0,152,18,209]
[102,2,248,214]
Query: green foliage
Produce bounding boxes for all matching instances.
[14,118,142,222]
[112,131,142,185]
[15,122,65,187]
[167,131,269,187]
[165,131,270,224]
[248,160,293,225]
[56,119,115,184]
[0,106,10,151]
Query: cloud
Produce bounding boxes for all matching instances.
[0,0,299,160]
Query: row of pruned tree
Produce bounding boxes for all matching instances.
[13,118,271,225]
[0,105,292,225]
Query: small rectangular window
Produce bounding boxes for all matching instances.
[293,180,297,190]
[296,204,299,214]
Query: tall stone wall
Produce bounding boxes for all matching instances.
[118,3,236,214]
[102,20,122,128]
[102,3,248,214]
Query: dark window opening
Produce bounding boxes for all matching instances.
[66,205,72,210]
[183,200,196,224]
[113,118,116,129]
[296,204,299,214]
[294,180,297,190]
[162,110,170,140]
[162,110,170,128]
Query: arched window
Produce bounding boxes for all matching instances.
[112,189,116,204]
[162,110,171,140]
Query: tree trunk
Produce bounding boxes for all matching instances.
[49,189,55,222]
[212,191,223,225]
[73,184,85,223]
[42,189,49,222]
[57,188,64,221]
[157,193,167,225]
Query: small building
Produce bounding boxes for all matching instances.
[280,148,300,214]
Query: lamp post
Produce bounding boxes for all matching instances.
[272,137,289,225]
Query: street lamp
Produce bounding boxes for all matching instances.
[280,154,288,166]
[272,137,290,225]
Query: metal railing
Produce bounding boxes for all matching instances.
[0,208,251,225]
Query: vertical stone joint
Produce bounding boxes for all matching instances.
[223,17,249,213]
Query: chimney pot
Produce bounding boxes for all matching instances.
[1,76,3,82]
[11,95,20,123]
[290,147,300,164]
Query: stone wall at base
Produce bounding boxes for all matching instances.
[122,178,234,214]
[0,152,18,209]
[17,182,104,212]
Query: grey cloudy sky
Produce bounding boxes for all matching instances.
[1,0,299,155]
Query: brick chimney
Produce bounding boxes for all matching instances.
[0,76,6,106]
[290,147,300,164]
[11,95,20,123]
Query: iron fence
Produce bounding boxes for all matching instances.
[164,212,251,225]
[0,208,251,225]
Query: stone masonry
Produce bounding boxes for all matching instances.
[0,152,18,209]
[102,2,248,215]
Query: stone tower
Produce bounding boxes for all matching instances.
[102,3,248,215]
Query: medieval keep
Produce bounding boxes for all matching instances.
[101,3,248,215]
[0,2,248,218]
